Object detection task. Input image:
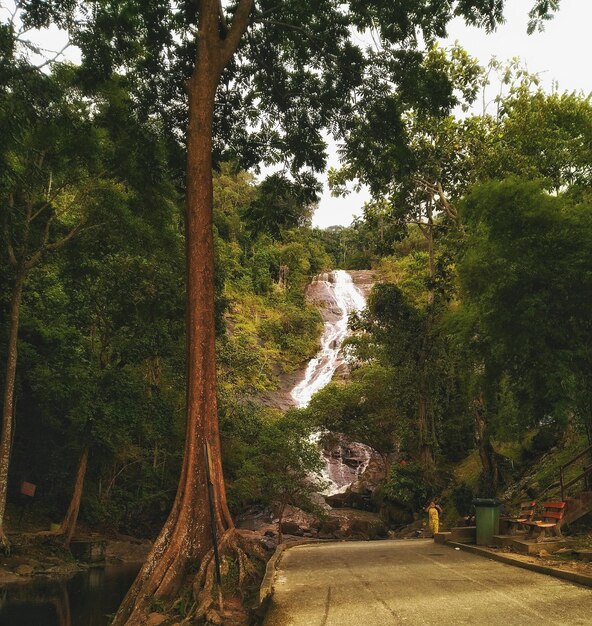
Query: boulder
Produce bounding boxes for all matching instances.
[349,517,388,540]
[278,505,320,537]
[236,507,274,532]
[318,518,341,535]
[325,492,349,508]
[319,508,388,540]
[349,454,389,494]
[379,502,414,527]
[280,521,302,535]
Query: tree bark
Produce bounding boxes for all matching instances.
[112,2,252,623]
[60,445,89,548]
[277,500,287,545]
[0,271,26,551]
[417,392,435,471]
[424,201,436,306]
[473,394,499,493]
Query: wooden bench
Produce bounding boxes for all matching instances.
[523,501,566,542]
[505,500,536,534]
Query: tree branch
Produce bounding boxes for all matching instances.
[250,2,294,22]
[44,220,89,252]
[5,219,18,267]
[220,0,254,70]
[414,176,458,221]
[435,180,458,220]
[218,0,228,37]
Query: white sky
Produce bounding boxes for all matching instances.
[313,0,592,228]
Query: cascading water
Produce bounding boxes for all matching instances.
[291,270,366,407]
[291,270,372,495]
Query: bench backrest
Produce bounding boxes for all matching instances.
[541,501,566,523]
[518,501,536,520]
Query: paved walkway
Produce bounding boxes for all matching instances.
[264,539,591,625]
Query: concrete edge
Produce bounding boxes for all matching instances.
[258,539,323,606]
[447,541,592,588]
[259,543,289,606]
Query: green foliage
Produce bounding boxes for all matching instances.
[0,0,573,535]
[243,172,319,240]
[227,410,325,514]
[381,462,432,514]
[452,483,474,517]
[0,119,330,534]
[459,178,592,427]
[303,365,406,460]
[485,90,592,192]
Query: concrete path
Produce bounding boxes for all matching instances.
[264,539,591,625]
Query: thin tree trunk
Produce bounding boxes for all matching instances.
[60,445,89,548]
[417,391,435,471]
[416,204,436,471]
[277,500,287,545]
[417,336,435,472]
[0,271,26,551]
[425,228,435,305]
[473,394,499,492]
[562,409,577,447]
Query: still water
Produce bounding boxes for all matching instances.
[0,563,139,626]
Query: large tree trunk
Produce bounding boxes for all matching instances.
[60,445,89,548]
[0,271,26,551]
[112,3,252,623]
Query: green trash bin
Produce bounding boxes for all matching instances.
[472,498,500,546]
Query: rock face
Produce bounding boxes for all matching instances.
[305,269,375,323]
[346,269,375,299]
[322,436,378,496]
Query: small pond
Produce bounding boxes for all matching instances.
[0,563,139,626]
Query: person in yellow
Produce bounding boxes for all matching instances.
[425,500,443,536]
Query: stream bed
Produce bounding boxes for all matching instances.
[0,563,139,626]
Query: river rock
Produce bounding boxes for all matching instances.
[71,538,107,563]
[305,273,345,323]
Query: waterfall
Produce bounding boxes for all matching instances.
[291,270,366,407]
[290,270,371,495]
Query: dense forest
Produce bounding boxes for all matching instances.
[1,0,592,624]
